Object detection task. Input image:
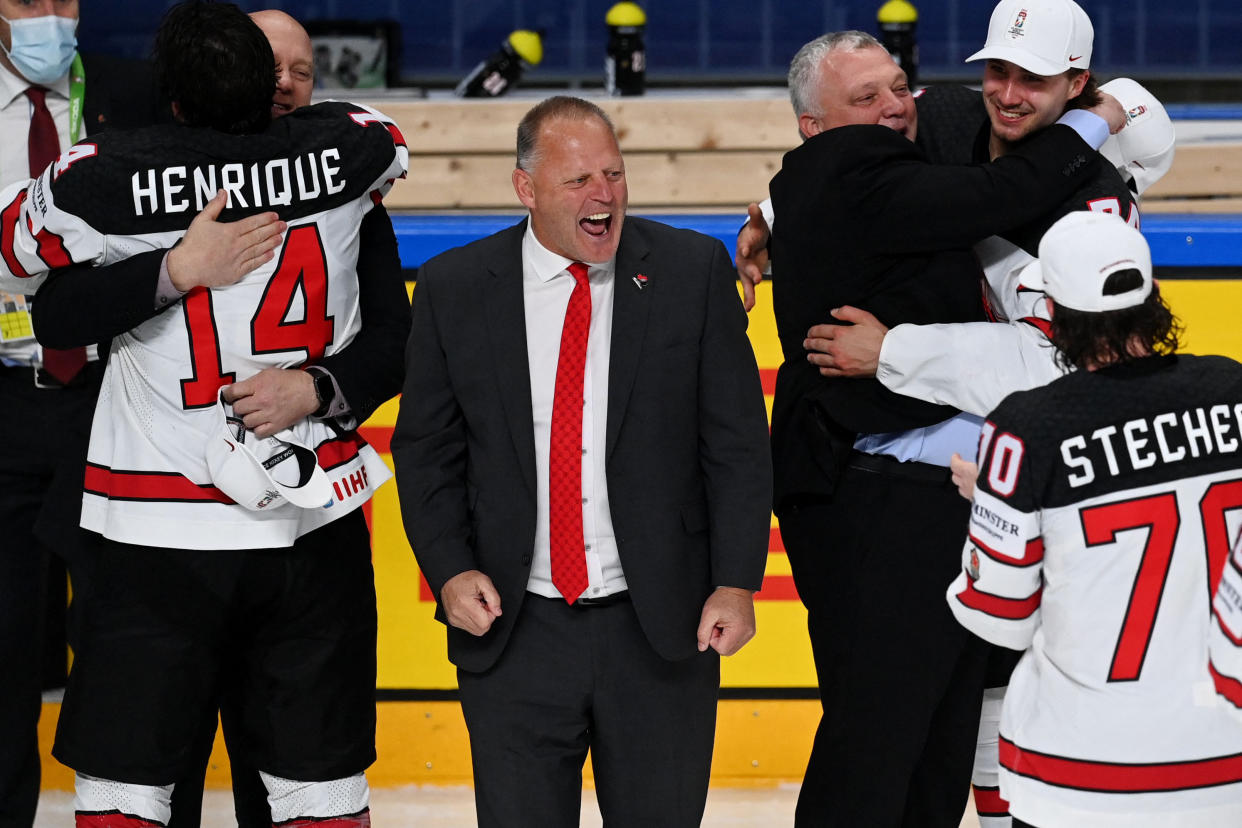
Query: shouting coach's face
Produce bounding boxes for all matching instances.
[512,115,628,265]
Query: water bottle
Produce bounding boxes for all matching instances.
[877,0,918,89]
[605,2,646,96]
[456,29,544,98]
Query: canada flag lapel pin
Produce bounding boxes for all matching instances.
[632,273,649,290]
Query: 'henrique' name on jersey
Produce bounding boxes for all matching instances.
[130,149,347,216]
[1060,403,1242,487]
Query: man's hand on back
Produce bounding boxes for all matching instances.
[167,189,285,292]
[804,306,889,377]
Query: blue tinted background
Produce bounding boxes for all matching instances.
[81,1,1242,83]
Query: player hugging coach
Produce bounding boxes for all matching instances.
[949,211,1242,828]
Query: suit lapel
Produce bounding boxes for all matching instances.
[483,224,538,498]
[606,222,653,458]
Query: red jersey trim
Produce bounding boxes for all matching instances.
[970,532,1045,568]
[1,188,33,280]
[75,809,167,827]
[1210,661,1242,710]
[83,463,234,505]
[83,433,368,503]
[1000,735,1242,793]
[955,575,1041,620]
[316,432,366,471]
[971,784,1010,816]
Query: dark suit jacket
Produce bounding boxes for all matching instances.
[768,122,1100,511]
[392,216,772,673]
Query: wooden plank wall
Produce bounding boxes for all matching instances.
[360,95,1242,214]
[370,96,795,211]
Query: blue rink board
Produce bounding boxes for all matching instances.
[391,213,1242,273]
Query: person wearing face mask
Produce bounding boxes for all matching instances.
[0,1,409,823]
[0,2,164,825]
[25,9,409,826]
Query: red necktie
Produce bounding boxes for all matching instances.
[549,262,591,604]
[26,87,86,385]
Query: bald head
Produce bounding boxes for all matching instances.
[249,9,314,115]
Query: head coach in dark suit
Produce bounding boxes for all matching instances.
[392,95,772,827]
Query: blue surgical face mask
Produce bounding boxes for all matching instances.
[1,14,78,85]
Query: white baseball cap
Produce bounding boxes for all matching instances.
[1098,78,1177,195]
[1019,212,1152,313]
[205,389,334,511]
[967,0,1093,76]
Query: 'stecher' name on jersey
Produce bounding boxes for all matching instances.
[1060,403,1242,488]
[130,149,347,216]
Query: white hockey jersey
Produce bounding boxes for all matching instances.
[947,355,1242,827]
[0,102,408,549]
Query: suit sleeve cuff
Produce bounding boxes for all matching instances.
[155,251,187,310]
[1056,109,1109,150]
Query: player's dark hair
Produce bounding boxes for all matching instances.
[153,1,275,135]
[1050,274,1182,371]
[1064,69,1103,111]
[516,96,616,172]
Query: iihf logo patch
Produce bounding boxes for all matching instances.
[255,490,281,510]
[1008,9,1028,37]
[968,546,981,581]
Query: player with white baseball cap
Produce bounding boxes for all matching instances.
[967,0,1099,160]
[967,0,1175,191]
[1018,210,1152,314]
[948,210,1242,828]
[967,0,1093,77]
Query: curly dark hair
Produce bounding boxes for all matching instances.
[153,1,274,135]
[1049,270,1182,371]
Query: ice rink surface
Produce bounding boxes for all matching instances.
[36,786,984,826]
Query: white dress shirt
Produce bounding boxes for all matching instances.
[521,224,627,600]
[0,61,72,364]
[0,61,71,186]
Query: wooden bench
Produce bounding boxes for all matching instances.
[1142,142,1242,213]
[357,93,1242,215]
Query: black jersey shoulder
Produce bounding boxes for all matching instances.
[48,101,400,235]
[989,355,1242,506]
[1001,158,1137,256]
[914,84,988,166]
